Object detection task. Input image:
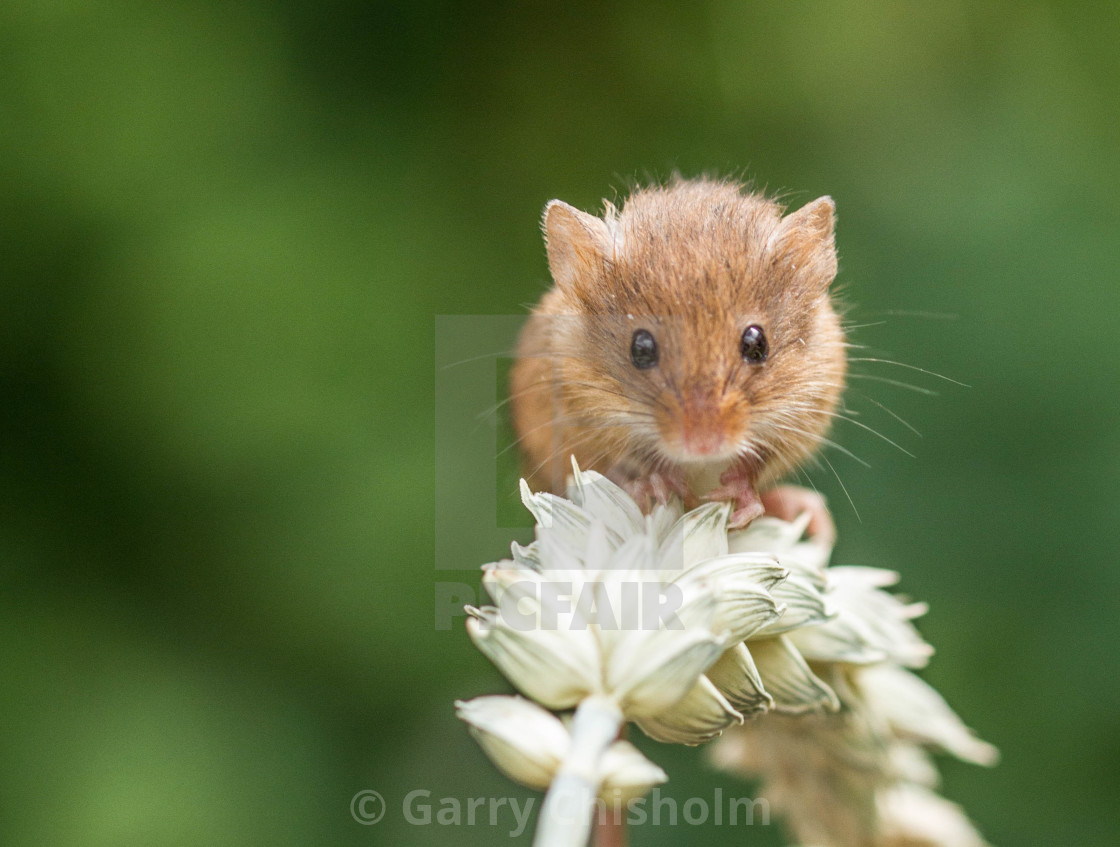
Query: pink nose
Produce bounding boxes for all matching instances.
[681,425,724,456]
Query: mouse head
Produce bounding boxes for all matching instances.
[542,179,847,482]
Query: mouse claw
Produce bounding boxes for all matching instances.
[647,473,673,505]
[760,485,836,547]
[729,499,766,529]
[653,471,692,504]
[620,471,692,513]
[701,467,763,528]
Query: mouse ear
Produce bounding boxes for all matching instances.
[768,196,838,288]
[543,200,612,295]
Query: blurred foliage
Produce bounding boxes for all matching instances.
[2,1,1119,844]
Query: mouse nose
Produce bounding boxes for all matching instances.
[677,397,731,457]
[681,422,725,456]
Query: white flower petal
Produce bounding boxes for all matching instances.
[782,541,832,584]
[787,616,889,665]
[676,554,785,587]
[727,512,812,553]
[578,517,616,575]
[731,560,790,592]
[655,501,732,573]
[749,635,839,713]
[531,523,591,575]
[481,561,542,605]
[574,533,671,655]
[635,674,743,745]
[598,741,668,801]
[608,627,727,717]
[521,479,624,552]
[833,564,903,589]
[752,572,831,637]
[859,664,999,767]
[673,557,785,642]
[455,696,569,790]
[645,500,685,544]
[482,563,595,632]
[827,566,934,668]
[888,744,940,788]
[567,461,647,538]
[728,512,832,587]
[705,643,773,716]
[466,610,599,709]
[510,540,541,570]
[877,783,991,847]
[595,531,658,577]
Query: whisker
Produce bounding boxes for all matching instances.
[847,373,939,396]
[848,391,923,438]
[840,320,888,332]
[820,452,861,523]
[440,349,513,370]
[474,384,545,423]
[829,414,916,458]
[760,420,871,468]
[521,429,604,482]
[495,412,583,458]
[848,358,969,388]
[877,309,958,320]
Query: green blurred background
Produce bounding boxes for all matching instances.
[3,2,1118,844]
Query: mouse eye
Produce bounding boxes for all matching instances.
[740,325,768,364]
[630,329,659,370]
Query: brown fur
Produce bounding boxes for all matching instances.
[510,177,847,500]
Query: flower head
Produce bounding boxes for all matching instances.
[460,460,996,847]
[455,696,667,799]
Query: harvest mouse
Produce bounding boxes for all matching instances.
[509,178,846,539]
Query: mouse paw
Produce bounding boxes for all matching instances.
[701,466,763,529]
[620,471,691,513]
[760,485,836,547]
